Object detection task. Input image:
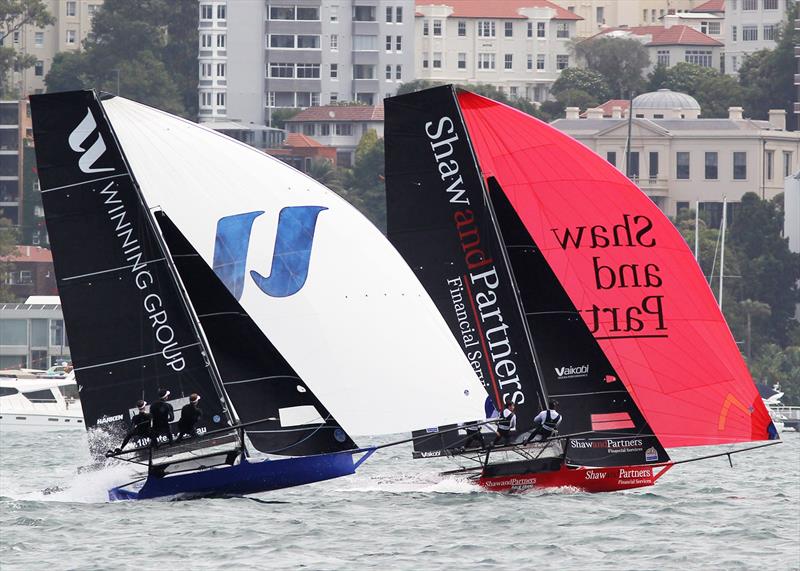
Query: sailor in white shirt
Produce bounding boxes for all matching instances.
[525,400,562,443]
[491,401,517,447]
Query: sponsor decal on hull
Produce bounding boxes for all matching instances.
[483,477,537,489]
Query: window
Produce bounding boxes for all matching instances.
[764,0,778,7]
[216,63,226,77]
[556,54,569,70]
[784,151,792,177]
[607,151,617,167]
[297,7,319,20]
[677,201,690,214]
[657,50,670,66]
[676,152,690,179]
[458,21,466,36]
[34,32,44,48]
[766,150,774,180]
[433,52,442,68]
[200,92,212,107]
[504,54,513,70]
[353,6,376,21]
[296,64,320,78]
[353,35,377,51]
[536,53,545,70]
[556,23,569,38]
[216,92,225,106]
[763,25,777,41]
[386,64,392,80]
[510,86,517,97]
[270,63,293,78]
[478,21,496,37]
[527,54,533,70]
[685,50,712,67]
[422,54,429,68]
[423,20,429,36]
[201,33,212,48]
[732,25,737,41]
[34,61,43,76]
[386,6,393,22]
[708,21,720,34]
[733,152,747,179]
[596,6,605,23]
[66,1,76,17]
[433,20,442,36]
[396,36,402,51]
[330,63,338,79]
[478,53,495,70]
[270,7,294,20]
[732,55,739,72]
[527,22,533,37]
[537,22,545,38]
[396,65,402,80]
[353,64,375,79]
[217,34,226,48]
[320,123,331,136]
[386,35,392,51]
[217,5,226,20]
[458,52,467,69]
[505,22,513,37]
[330,7,338,22]
[335,123,352,136]
[271,35,295,48]
[297,35,320,49]
[303,124,315,136]
[66,30,76,44]
[705,152,718,180]
[649,152,659,180]
[742,25,757,41]
[742,0,757,9]
[628,152,640,178]
[330,34,338,50]
[201,63,212,77]
[643,8,648,21]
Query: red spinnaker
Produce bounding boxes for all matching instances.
[458,91,772,448]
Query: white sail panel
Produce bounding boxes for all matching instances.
[101,97,486,436]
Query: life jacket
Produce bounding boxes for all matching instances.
[497,409,514,431]
[542,409,561,432]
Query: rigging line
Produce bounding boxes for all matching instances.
[672,441,780,465]
[223,374,301,386]
[708,221,722,286]
[74,342,201,371]
[61,257,167,281]
[256,415,338,454]
[41,172,130,193]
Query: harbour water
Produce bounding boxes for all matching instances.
[1,430,798,570]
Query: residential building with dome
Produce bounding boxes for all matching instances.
[551,89,799,224]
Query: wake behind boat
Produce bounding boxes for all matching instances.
[384,86,779,493]
[29,90,488,501]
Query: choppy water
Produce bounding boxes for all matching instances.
[1,429,798,571]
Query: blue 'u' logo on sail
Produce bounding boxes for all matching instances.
[212,206,327,299]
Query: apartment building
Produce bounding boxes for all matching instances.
[0,296,69,369]
[725,0,787,74]
[414,0,581,102]
[4,0,102,96]
[551,89,799,222]
[198,1,415,126]
[0,100,25,226]
[550,0,705,37]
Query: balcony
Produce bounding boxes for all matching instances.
[629,176,669,195]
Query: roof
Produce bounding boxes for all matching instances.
[633,89,700,111]
[415,0,582,20]
[581,99,630,117]
[3,246,53,263]
[286,106,384,123]
[550,117,780,134]
[283,133,325,148]
[593,25,722,46]
[691,0,725,12]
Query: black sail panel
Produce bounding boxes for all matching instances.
[385,86,546,456]
[30,91,231,453]
[155,212,356,456]
[486,177,669,467]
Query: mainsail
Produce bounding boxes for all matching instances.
[456,90,773,447]
[30,91,232,452]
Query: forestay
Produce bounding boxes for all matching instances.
[101,96,487,436]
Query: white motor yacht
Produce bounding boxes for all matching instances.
[0,371,83,431]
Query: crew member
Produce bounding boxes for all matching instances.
[109,400,152,455]
[461,421,485,450]
[525,400,562,443]
[492,401,516,447]
[175,393,203,442]
[150,388,174,446]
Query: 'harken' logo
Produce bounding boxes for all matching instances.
[68,108,114,174]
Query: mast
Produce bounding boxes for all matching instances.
[94,94,240,427]
[694,200,700,261]
[719,195,727,310]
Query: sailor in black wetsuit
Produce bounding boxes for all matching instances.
[149,388,174,446]
[492,401,516,447]
[175,393,203,442]
[110,400,151,455]
[525,400,562,444]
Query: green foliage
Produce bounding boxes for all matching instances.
[750,345,800,404]
[268,108,301,130]
[738,0,797,127]
[0,0,55,96]
[551,68,611,103]
[553,88,598,110]
[0,217,20,302]
[45,0,197,117]
[335,130,386,232]
[647,62,742,118]
[574,37,649,98]
[306,158,341,192]
[395,79,442,95]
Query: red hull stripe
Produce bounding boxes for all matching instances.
[478,463,674,493]
[591,412,635,430]
[457,91,772,448]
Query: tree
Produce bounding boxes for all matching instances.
[43,51,91,91]
[306,158,341,192]
[0,0,55,96]
[648,62,743,118]
[336,130,386,231]
[269,108,301,129]
[739,299,772,361]
[738,0,797,128]
[0,218,20,302]
[574,37,649,98]
[551,68,612,103]
[553,88,598,110]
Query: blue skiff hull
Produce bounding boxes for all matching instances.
[108,449,372,501]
